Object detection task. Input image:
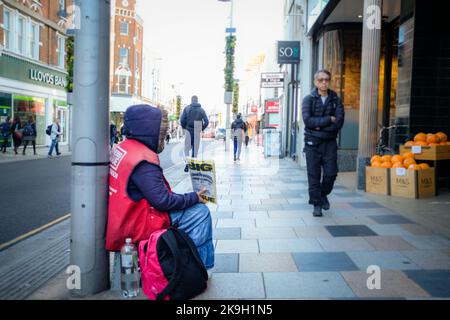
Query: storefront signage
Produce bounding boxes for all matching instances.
[265,100,280,114]
[29,69,67,88]
[277,41,300,64]
[261,73,285,88]
[251,105,258,113]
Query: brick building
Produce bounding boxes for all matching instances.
[0,0,72,147]
[110,0,145,125]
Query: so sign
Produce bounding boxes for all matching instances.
[277,41,300,64]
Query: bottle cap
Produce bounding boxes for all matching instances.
[125,238,132,244]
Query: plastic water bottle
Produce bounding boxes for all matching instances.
[120,238,140,298]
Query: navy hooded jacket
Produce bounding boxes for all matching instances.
[124,104,199,212]
[180,96,209,132]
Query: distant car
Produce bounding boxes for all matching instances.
[202,128,215,139]
[215,128,226,141]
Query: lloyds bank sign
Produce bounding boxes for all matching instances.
[29,69,67,88]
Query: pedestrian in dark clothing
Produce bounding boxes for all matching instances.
[180,95,209,172]
[1,116,12,153]
[231,113,247,161]
[110,122,117,148]
[11,115,23,155]
[302,69,345,217]
[22,116,38,155]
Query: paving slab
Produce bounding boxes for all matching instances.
[241,227,298,240]
[346,251,420,270]
[259,239,323,253]
[239,253,298,272]
[292,252,359,272]
[317,237,376,252]
[215,240,259,254]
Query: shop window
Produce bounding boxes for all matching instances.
[13,95,46,146]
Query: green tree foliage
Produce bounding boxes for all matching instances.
[66,36,74,93]
[232,80,239,114]
[224,35,236,93]
[176,95,182,120]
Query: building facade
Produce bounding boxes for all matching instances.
[0,0,72,147]
[109,0,145,127]
[282,0,450,188]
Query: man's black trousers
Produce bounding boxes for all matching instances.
[304,137,338,206]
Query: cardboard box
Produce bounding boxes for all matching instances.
[390,167,436,198]
[365,166,390,195]
[400,144,450,161]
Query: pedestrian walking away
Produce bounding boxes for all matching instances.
[180,95,209,172]
[11,115,23,155]
[231,113,247,161]
[22,116,38,155]
[106,104,214,274]
[302,69,345,217]
[244,121,250,148]
[47,119,62,158]
[0,116,12,153]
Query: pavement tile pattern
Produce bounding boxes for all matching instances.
[199,144,450,299]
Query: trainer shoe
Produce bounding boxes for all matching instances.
[313,205,323,217]
[321,196,330,211]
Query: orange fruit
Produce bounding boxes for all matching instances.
[381,161,392,168]
[370,155,382,164]
[419,163,430,170]
[391,155,404,163]
[381,155,392,163]
[414,133,427,142]
[405,141,415,147]
[408,164,422,170]
[371,161,382,168]
[402,152,415,159]
[415,141,428,146]
[426,134,440,144]
[436,132,448,142]
[403,158,416,167]
[392,162,404,168]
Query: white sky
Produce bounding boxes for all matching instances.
[138,0,284,115]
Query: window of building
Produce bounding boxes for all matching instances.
[57,36,66,68]
[120,21,128,35]
[28,22,40,60]
[58,0,66,11]
[3,9,12,49]
[16,15,26,55]
[118,74,129,94]
[119,48,128,65]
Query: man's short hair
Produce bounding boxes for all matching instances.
[314,69,331,80]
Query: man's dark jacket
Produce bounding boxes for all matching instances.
[123,105,198,212]
[302,88,345,140]
[180,102,209,131]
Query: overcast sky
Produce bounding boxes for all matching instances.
[138,0,284,114]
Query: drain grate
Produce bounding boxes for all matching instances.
[0,234,70,300]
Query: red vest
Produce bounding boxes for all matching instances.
[105,139,171,251]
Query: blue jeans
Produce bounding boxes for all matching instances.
[48,138,59,156]
[170,203,214,270]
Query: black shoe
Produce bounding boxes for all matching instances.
[321,196,330,211]
[313,205,323,217]
[184,164,189,173]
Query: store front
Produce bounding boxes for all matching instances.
[0,52,69,147]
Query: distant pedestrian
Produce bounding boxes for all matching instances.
[180,95,209,172]
[0,116,11,153]
[244,121,250,147]
[302,69,345,217]
[110,122,118,148]
[11,115,23,155]
[22,116,38,156]
[48,119,62,158]
[231,113,247,161]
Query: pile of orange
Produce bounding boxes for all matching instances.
[370,152,431,170]
[404,132,450,146]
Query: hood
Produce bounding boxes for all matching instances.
[234,118,244,124]
[189,103,202,108]
[123,104,162,152]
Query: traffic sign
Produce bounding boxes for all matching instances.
[226,27,236,33]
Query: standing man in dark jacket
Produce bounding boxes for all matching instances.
[302,69,345,217]
[231,113,247,162]
[180,95,209,172]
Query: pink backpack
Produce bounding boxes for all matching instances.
[138,227,208,300]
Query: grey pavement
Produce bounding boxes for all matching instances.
[11,141,450,299]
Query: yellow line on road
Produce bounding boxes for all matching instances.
[0,214,71,251]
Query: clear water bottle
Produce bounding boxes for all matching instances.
[120,238,140,298]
